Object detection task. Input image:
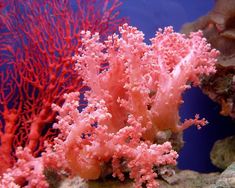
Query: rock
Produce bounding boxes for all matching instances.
[210,136,235,170]
[87,179,133,188]
[201,65,235,119]
[59,176,88,188]
[214,162,235,188]
[161,170,219,188]
[58,170,219,188]
[180,0,235,119]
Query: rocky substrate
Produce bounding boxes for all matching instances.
[181,0,235,119]
[57,165,235,188]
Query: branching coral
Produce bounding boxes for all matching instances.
[0,22,218,187]
[73,24,218,140]
[42,24,219,188]
[0,0,125,176]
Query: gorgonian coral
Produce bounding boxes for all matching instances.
[0,0,125,176]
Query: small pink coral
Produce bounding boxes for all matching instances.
[0,147,48,188]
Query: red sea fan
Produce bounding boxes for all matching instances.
[0,0,125,176]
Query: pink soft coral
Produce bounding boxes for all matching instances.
[48,24,218,187]
[52,93,178,188]
[0,147,48,188]
[73,24,219,140]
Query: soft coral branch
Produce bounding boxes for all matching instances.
[73,24,219,140]
[149,27,218,133]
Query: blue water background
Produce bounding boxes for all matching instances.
[119,0,235,172]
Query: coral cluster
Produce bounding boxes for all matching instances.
[40,24,218,188]
[0,7,219,187]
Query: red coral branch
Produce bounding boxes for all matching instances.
[0,66,23,174]
[0,0,125,176]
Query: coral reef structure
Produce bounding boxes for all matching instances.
[0,5,219,187]
[33,24,217,188]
